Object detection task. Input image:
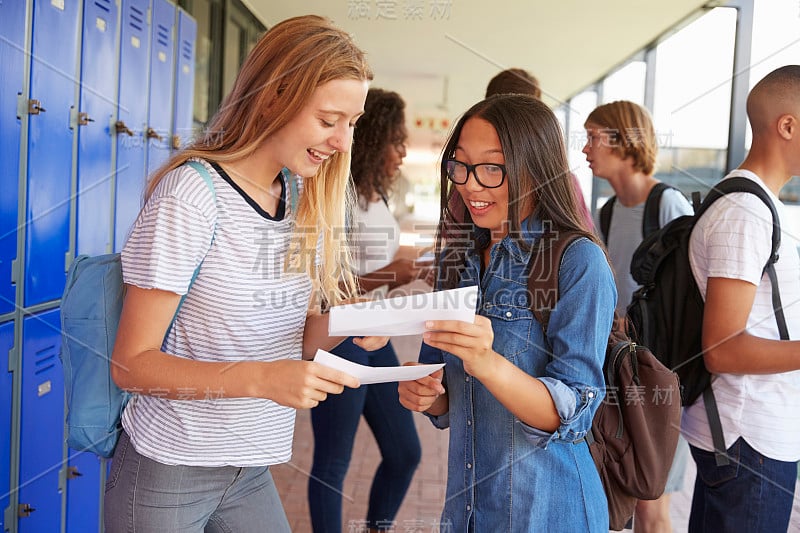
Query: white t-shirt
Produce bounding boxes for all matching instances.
[120,159,311,467]
[683,169,800,461]
[351,197,401,276]
[601,187,693,311]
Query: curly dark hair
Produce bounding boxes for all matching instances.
[351,88,407,205]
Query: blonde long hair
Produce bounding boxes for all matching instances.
[146,15,372,305]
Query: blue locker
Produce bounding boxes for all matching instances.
[65,450,103,533]
[172,9,196,152]
[75,0,119,257]
[18,309,63,533]
[24,0,81,307]
[145,0,175,177]
[0,321,14,532]
[114,0,151,251]
[0,1,27,315]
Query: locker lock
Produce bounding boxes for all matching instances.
[146,127,164,142]
[28,100,46,115]
[66,466,83,479]
[77,112,94,126]
[115,120,134,136]
[18,503,36,518]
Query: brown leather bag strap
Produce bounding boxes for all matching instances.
[528,231,583,334]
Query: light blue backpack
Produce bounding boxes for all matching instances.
[59,161,216,457]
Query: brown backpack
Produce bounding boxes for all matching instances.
[528,231,682,531]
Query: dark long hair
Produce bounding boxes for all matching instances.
[350,88,406,207]
[436,94,599,289]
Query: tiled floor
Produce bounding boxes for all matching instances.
[275,328,800,532]
[272,332,448,533]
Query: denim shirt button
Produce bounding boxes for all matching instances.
[505,311,512,318]
[467,419,472,426]
[466,505,472,511]
[588,391,595,398]
[467,463,472,469]
[465,376,470,382]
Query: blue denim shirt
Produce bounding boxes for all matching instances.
[420,217,616,532]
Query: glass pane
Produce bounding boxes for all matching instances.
[601,60,646,105]
[192,0,211,125]
[566,90,598,210]
[223,20,243,100]
[651,7,737,197]
[750,0,800,208]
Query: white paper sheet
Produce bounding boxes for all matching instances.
[328,285,479,337]
[313,349,445,384]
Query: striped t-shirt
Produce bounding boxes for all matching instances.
[120,159,312,467]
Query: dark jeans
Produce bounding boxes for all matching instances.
[309,339,421,532]
[689,437,796,533]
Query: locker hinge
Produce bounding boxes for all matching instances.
[10,258,19,285]
[69,106,78,130]
[7,338,17,373]
[16,94,26,118]
[58,464,67,493]
[4,504,15,526]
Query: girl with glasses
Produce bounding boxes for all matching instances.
[399,94,616,531]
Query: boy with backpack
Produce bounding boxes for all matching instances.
[682,65,800,532]
[583,101,692,533]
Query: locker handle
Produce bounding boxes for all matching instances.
[77,112,94,126]
[67,466,83,479]
[115,120,134,136]
[146,127,163,141]
[18,503,36,517]
[28,100,46,115]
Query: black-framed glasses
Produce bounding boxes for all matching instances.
[445,159,507,188]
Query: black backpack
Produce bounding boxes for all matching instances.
[627,176,789,465]
[529,232,681,531]
[599,182,675,245]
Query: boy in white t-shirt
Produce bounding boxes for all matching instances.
[683,65,800,532]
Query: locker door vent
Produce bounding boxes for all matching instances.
[156,24,169,47]
[129,5,144,31]
[181,40,192,61]
[94,0,111,13]
[34,346,57,375]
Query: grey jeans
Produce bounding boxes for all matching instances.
[104,431,291,532]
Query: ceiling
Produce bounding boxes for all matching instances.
[240,1,712,150]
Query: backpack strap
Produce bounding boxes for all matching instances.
[699,177,781,279]
[528,230,584,334]
[699,177,786,337]
[167,161,218,336]
[696,176,788,465]
[599,197,616,245]
[642,182,672,238]
[280,167,300,214]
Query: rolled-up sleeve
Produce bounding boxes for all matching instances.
[520,239,616,447]
[418,341,450,429]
